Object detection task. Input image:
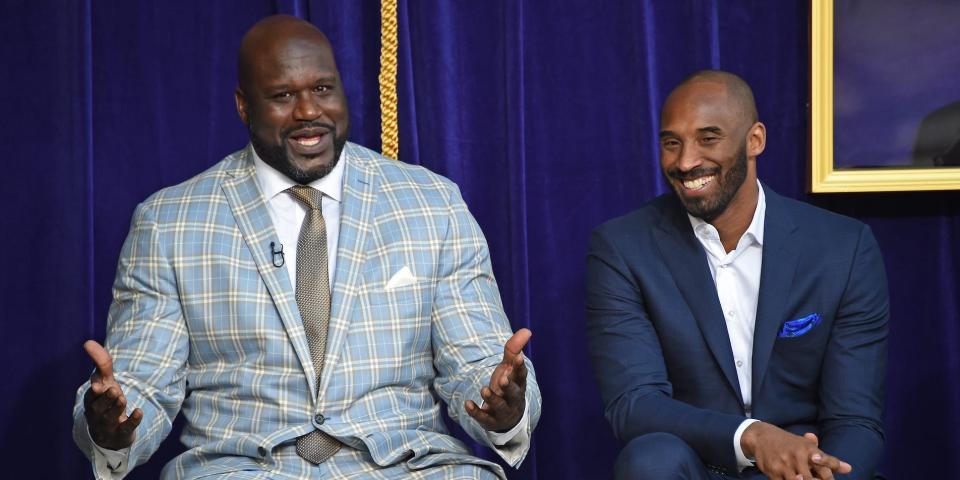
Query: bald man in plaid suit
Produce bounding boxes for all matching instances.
[73,16,540,479]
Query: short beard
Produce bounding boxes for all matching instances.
[666,144,748,222]
[249,121,348,184]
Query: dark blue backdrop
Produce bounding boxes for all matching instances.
[1,1,957,478]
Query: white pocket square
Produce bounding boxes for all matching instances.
[385,266,417,290]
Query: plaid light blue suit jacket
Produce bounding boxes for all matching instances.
[73,143,541,479]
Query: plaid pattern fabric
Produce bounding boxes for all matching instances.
[72,143,541,479]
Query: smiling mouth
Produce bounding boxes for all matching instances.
[287,128,332,154]
[294,135,323,147]
[681,174,716,191]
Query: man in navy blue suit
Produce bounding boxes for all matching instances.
[586,70,888,479]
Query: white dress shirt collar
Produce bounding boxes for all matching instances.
[251,145,345,204]
[249,144,345,289]
[687,180,766,251]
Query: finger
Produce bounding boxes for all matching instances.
[502,328,532,363]
[810,452,851,474]
[87,380,118,409]
[794,453,814,480]
[499,365,514,390]
[488,363,512,396]
[812,464,834,480]
[499,369,526,403]
[84,340,115,383]
[101,389,129,419]
[500,367,511,388]
[84,382,106,408]
[90,385,125,417]
[510,353,528,386]
[89,379,106,394]
[464,400,497,428]
[480,386,508,412]
[117,408,143,435]
[496,366,510,396]
[480,387,503,412]
[803,432,819,446]
[89,384,120,414]
[498,384,526,416]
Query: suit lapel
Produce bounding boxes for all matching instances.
[220,147,317,394]
[653,200,744,405]
[751,185,799,396]
[316,143,378,395]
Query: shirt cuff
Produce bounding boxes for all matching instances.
[733,418,761,471]
[87,426,131,478]
[483,397,531,467]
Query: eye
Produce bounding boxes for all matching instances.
[271,92,293,101]
[313,85,332,93]
[661,139,681,149]
[701,136,720,144]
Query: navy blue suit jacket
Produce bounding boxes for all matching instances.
[586,184,888,478]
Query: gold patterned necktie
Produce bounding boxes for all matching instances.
[286,185,341,464]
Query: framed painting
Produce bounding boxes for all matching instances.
[810,0,960,192]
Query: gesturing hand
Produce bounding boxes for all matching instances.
[83,340,142,450]
[465,328,531,432]
[741,422,852,480]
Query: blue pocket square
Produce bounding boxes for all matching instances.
[778,313,822,338]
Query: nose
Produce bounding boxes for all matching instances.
[293,91,322,121]
[675,144,703,172]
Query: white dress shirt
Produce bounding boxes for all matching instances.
[90,147,528,476]
[687,180,765,470]
[254,147,343,289]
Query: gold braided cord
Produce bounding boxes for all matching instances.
[379,0,399,159]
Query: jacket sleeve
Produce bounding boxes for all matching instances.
[73,201,189,477]
[585,226,745,473]
[428,182,541,467]
[817,225,888,479]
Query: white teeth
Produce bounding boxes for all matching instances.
[296,136,321,147]
[682,175,714,190]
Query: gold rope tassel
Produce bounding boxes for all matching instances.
[379,0,399,159]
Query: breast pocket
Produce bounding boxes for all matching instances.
[361,264,434,320]
[768,311,832,390]
[344,264,435,384]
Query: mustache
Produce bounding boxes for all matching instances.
[281,121,336,139]
[667,166,720,181]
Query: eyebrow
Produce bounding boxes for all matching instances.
[264,75,338,90]
[659,126,725,139]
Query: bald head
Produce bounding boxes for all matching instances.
[237,15,335,92]
[666,70,758,124]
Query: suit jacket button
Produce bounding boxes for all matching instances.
[257,446,267,457]
[314,413,326,425]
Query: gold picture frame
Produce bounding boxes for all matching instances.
[810,0,960,192]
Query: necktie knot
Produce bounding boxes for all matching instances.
[287,185,324,210]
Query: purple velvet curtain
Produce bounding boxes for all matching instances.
[1,0,957,478]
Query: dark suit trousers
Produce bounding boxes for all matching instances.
[613,432,771,480]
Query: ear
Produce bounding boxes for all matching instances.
[235,87,249,125]
[747,121,766,157]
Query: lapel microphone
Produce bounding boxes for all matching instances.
[270,241,285,267]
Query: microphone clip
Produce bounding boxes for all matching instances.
[270,241,285,267]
